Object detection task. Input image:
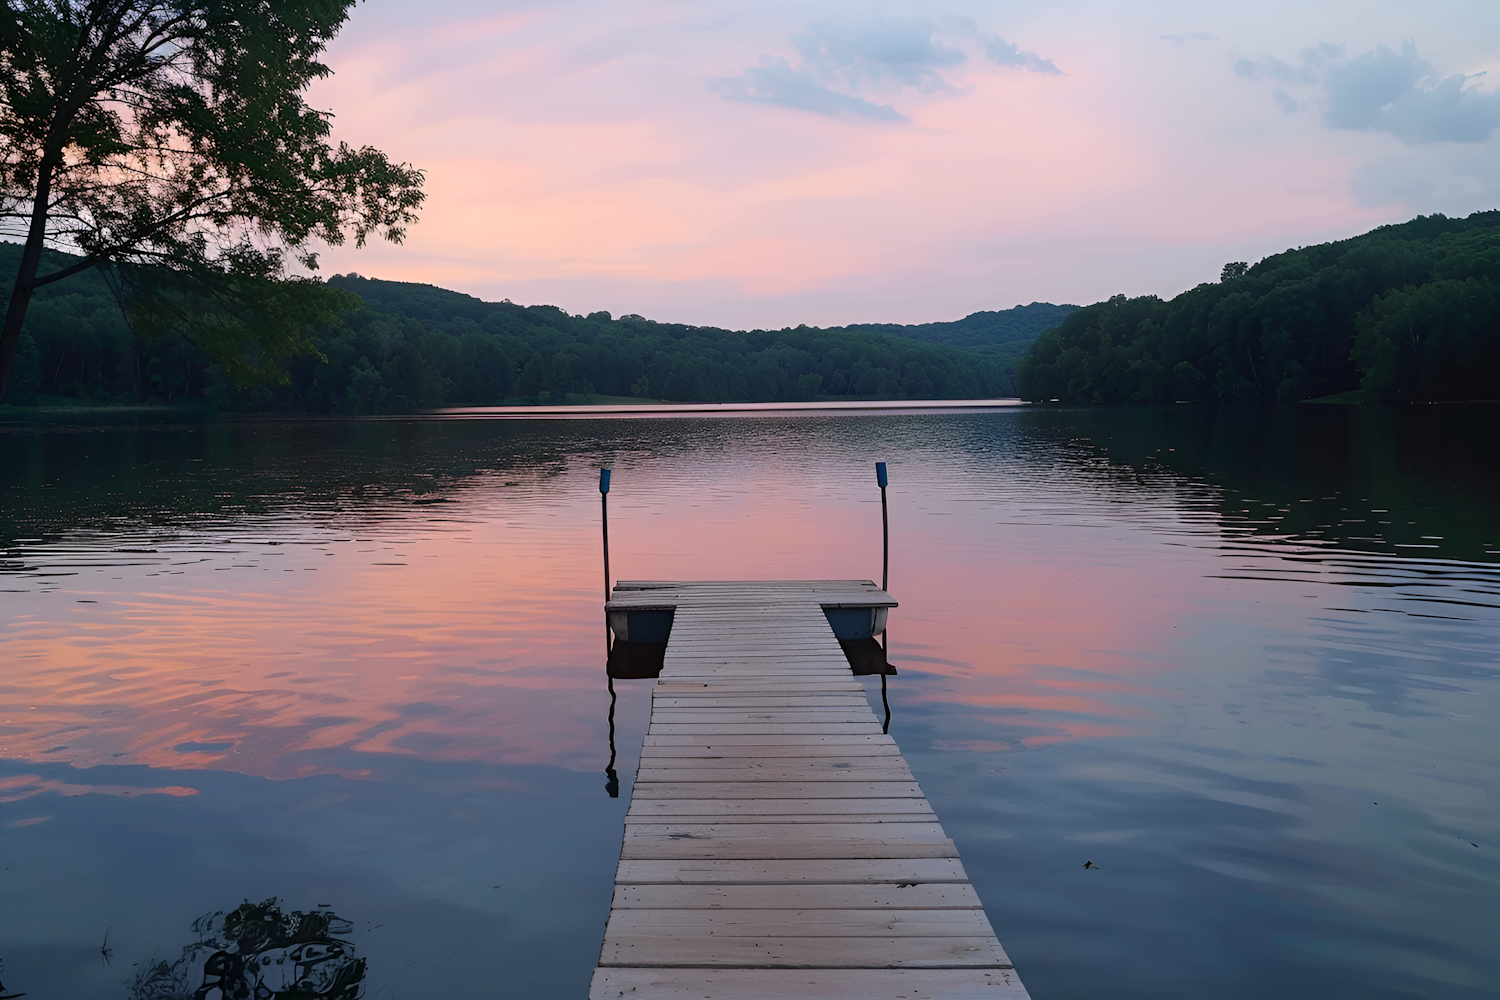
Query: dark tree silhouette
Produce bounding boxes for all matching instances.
[129,898,366,1000]
[0,0,425,399]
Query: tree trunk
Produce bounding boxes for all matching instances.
[0,154,59,403]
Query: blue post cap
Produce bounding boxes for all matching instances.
[875,461,888,488]
[599,468,611,494]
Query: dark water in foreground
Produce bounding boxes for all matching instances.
[1,404,1497,999]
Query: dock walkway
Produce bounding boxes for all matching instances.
[592,581,1029,999]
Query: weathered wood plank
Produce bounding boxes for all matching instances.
[668,634,840,641]
[643,734,896,747]
[606,908,996,937]
[653,690,866,696]
[615,578,887,585]
[670,620,836,626]
[654,682,865,693]
[664,650,844,656]
[669,634,836,642]
[668,640,839,646]
[640,746,902,759]
[657,678,856,686]
[660,671,854,679]
[598,934,1011,969]
[620,832,957,861]
[665,651,840,656]
[637,757,908,771]
[648,724,885,736]
[663,665,850,671]
[625,798,934,819]
[658,668,858,675]
[614,858,973,885]
[636,746,894,761]
[649,714,880,726]
[618,841,955,861]
[589,967,1028,1000]
[654,680,863,688]
[657,682,858,688]
[664,650,843,655]
[632,781,923,799]
[650,706,875,716]
[665,651,842,657]
[611,882,983,910]
[661,668,853,675]
[669,639,837,643]
[652,697,869,708]
[625,813,940,826]
[635,766,915,783]
[639,746,899,758]
[620,842,958,861]
[662,660,849,666]
[651,707,876,716]
[622,820,951,838]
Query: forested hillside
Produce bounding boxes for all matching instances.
[317,274,1016,410]
[849,302,1075,352]
[31,206,1495,413]
[1,243,1039,411]
[848,301,1075,375]
[1016,210,1500,403]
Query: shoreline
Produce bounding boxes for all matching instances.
[421,398,1026,418]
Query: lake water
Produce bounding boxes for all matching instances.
[2,405,1497,999]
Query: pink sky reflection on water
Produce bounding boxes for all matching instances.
[3,443,1220,779]
[878,499,1199,748]
[4,504,612,778]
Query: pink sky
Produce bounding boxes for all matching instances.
[308,0,1500,327]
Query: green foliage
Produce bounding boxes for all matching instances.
[0,0,424,268]
[0,244,1025,410]
[124,266,361,385]
[1017,210,1500,403]
[311,274,1014,410]
[847,301,1074,394]
[0,0,424,399]
[847,302,1076,353]
[1353,279,1500,400]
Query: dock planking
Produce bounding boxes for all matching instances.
[592,581,1029,999]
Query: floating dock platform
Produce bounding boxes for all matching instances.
[592,580,1030,999]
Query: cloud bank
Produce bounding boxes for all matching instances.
[1237,41,1500,145]
[711,16,1060,122]
[984,35,1061,75]
[710,56,909,122]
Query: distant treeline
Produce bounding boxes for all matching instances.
[0,241,1052,411]
[1017,210,1500,403]
[848,302,1075,353]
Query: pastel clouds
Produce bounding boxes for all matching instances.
[709,17,1060,123]
[306,1,1500,328]
[1237,41,1500,144]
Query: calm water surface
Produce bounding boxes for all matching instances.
[2,406,1497,998]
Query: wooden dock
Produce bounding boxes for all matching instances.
[592,581,1029,1000]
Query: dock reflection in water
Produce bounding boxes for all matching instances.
[604,674,620,799]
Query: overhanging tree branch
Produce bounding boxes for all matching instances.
[0,0,425,401]
[33,252,97,285]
